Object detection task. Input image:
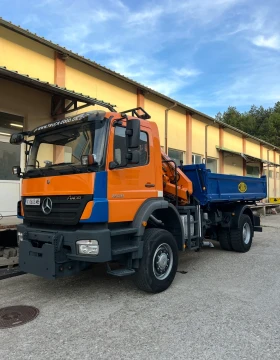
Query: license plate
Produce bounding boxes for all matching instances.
[25,198,40,206]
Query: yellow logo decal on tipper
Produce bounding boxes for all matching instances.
[238,182,247,193]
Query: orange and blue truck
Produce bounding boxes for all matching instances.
[10,102,267,293]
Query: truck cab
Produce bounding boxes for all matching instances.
[11,106,266,293]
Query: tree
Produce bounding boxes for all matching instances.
[216,102,280,147]
[216,106,243,128]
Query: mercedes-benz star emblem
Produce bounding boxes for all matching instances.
[42,197,52,215]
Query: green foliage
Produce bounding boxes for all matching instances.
[216,102,280,147]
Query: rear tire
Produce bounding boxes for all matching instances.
[230,214,253,253]
[133,228,178,293]
[217,228,232,251]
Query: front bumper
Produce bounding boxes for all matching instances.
[18,224,111,279]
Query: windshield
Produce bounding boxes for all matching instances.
[26,119,108,174]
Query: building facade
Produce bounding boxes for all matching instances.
[0,18,279,216]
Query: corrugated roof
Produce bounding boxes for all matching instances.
[0,66,116,113]
[1,17,280,153]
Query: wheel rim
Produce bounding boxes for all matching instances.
[153,243,173,280]
[243,223,251,244]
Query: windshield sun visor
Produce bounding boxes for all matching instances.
[32,110,106,136]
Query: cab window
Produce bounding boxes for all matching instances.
[114,126,149,167]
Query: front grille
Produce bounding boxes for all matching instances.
[22,195,92,225]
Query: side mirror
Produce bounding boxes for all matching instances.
[10,133,24,145]
[109,161,118,170]
[12,166,21,177]
[126,119,140,149]
[126,119,140,165]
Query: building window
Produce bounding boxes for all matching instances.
[168,148,185,166]
[192,153,202,164]
[0,136,21,181]
[207,158,217,173]
[246,165,260,178]
[269,170,273,178]
[114,126,148,167]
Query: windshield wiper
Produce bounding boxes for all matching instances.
[27,167,48,177]
[48,162,82,173]
[50,162,74,167]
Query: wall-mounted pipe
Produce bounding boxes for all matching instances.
[205,124,210,167]
[165,103,177,154]
[267,147,275,202]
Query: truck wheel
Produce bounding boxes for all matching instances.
[217,228,232,251]
[133,228,178,293]
[230,214,253,253]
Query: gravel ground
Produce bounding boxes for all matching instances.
[1,216,280,360]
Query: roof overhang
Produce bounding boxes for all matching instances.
[216,147,279,167]
[0,66,116,116]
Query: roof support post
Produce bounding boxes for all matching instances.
[54,52,66,88]
[53,51,66,120]
[186,112,192,164]
[242,136,246,176]
[267,148,275,202]
[137,89,145,118]
[205,124,210,167]
[219,126,224,173]
[260,144,264,175]
[164,103,177,154]
[53,51,66,163]
[137,89,145,108]
[274,151,277,198]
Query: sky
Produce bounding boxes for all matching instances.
[1,0,280,117]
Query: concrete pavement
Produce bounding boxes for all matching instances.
[1,216,280,360]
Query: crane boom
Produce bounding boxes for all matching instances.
[161,151,193,205]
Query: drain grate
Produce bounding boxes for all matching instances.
[0,305,39,329]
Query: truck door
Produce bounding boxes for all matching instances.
[107,122,160,223]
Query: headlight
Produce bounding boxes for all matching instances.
[76,240,99,255]
[17,231,23,246]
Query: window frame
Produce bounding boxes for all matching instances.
[206,157,218,173]
[168,147,185,166]
[192,153,202,164]
[246,164,260,178]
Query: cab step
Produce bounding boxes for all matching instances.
[107,268,135,277]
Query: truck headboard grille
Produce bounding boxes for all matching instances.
[22,195,92,225]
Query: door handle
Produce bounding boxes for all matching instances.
[145,183,155,188]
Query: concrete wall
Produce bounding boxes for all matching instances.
[168,108,186,152]
[0,79,52,169]
[0,27,54,83]
[65,59,137,113]
[246,139,260,158]
[192,116,206,156]
[0,79,52,130]
[224,154,243,176]
[144,94,168,147]
[224,129,243,153]
[192,114,219,160]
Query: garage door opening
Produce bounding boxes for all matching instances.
[0,112,23,217]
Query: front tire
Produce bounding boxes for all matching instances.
[133,228,178,293]
[230,214,253,253]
